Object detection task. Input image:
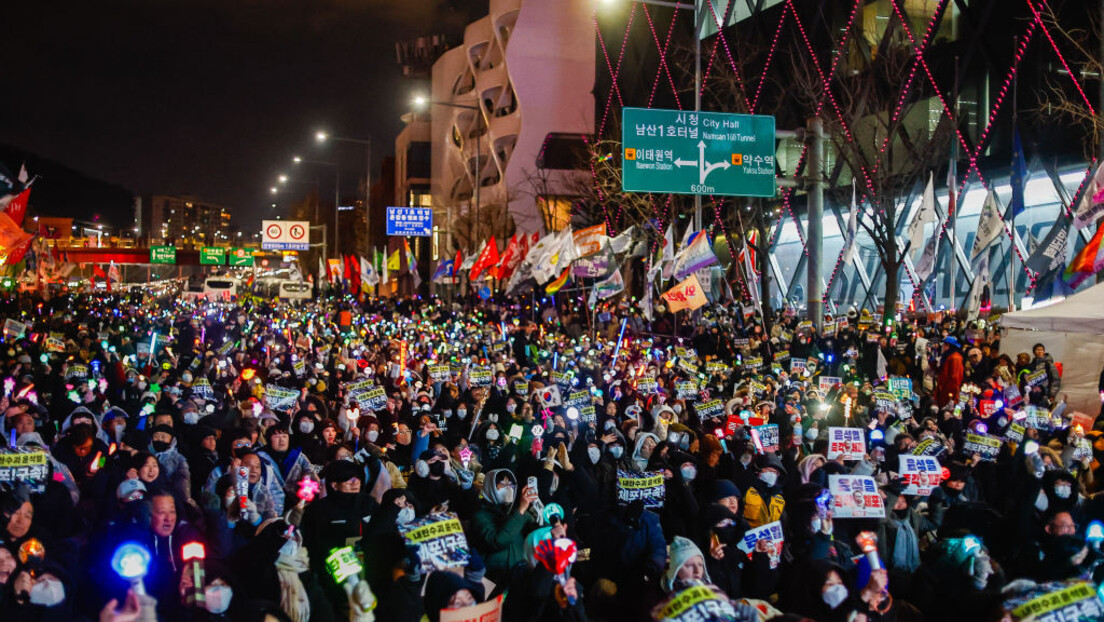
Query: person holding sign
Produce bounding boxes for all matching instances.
[743,456,786,529]
[470,468,538,584]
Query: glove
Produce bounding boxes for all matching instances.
[344,578,377,621]
[243,500,262,526]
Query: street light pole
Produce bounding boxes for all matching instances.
[292,156,338,259]
[316,132,372,259]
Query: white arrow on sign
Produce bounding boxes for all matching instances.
[675,158,698,168]
[698,140,731,184]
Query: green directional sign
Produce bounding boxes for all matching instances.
[200,247,227,265]
[621,107,776,197]
[228,247,255,267]
[150,245,176,264]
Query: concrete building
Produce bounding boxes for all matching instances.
[425,0,595,255]
[138,195,231,248]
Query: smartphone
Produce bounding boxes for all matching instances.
[527,476,538,492]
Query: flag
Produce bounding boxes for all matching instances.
[545,267,570,294]
[493,234,519,280]
[662,274,708,312]
[460,242,481,271]
[1009,126,1027,218]
[641,280,655,321]
[452,248,463,276]
[737,230,759,274]
[1025,212,1074,275]
[432,259,455,282]
[93,264,108,291]
[965,254,991,320]
[533,229,577,284]
[907,174,937,255]
[659,224,676,280]
[573,224,607,257]
[592,268,624,300]
[742,239,761,310]
[1062,221,1104,288]
[318,257,327,284]
[913,217,942,282]
[609,226,635,254]
[0,213,32,265]
[971,190,1003,261]
[1073,161,1104,230]
[387,249,400,272]
[840,180,859,264]
[361,255,379,288]
[108,262,120,284]
[672,230,718,280]
[404,239,422,288]
[380,249,390,284]
[469,235,499,281]
[0,187,31,228]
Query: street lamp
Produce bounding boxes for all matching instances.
[598,0,703,230]
[411,95,483,253]
[314,130,372,258]
[278,174,288,184]
[293,156,339,257]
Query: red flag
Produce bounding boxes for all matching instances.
[0,213,32,265]
[492,234,518,280]
[496,234,526,281]
[1,186,31,227]
[93,264,109,292]
[452,248,463,277]
[470,236,499,281]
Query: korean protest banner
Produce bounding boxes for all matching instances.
[616,469,665,509]
[1005,580,1103,622]
[695,399,725,421]
[790,359,807,375]
[3,319,26,340]
[828,474,885,519]
[469,366,493,387]
[397,512,471,573]
[440,592,506,622]
[675,380,699,401]
[963,433,1001,461]
[0,449,49,493]
[736,520,784,568]
[1024,369,1048,389]
[636,377,659,394]
[898,455,941,496]
[429,365,451,382]
[827,427,866,461]
[819,376,842,392]
[354,386,387,411]
[1004,422,1026,444]
[579,405,596,424]
[662,274,708,312]
[742,356,763,372]
[750,424,779,454]
[910,437,947,457]
[887,377,912,401]
[191,378,214,401]
[564,390,590,409]
[265,385,300,413]
[872,391,896,413]
[651,584,738,622]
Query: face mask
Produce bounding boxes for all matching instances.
[499,486,516,505]
[367,430,379,443]
[29,578,66,607]
[204,585,233,614]
[805,427,818,441]
[151,440,171,453]
[183,411,200,425]
[138,381,147,391]
[396,506,416,525]
[759,471,778,487]
[822,584,848,609]
[1055,485,1072,499]
[587,447,601,464]
[811,516,822,533]
[182,373,193,384]
[609,446,624,460]
[673,404,683,415]
[485,429,500,442]
[457,409,467,419]
[278,537,299,559]
[506,403,516,413]
[488,414,498,423]
[299,420,314,434]
[1035,490,1049,512]
[680,465,697,481]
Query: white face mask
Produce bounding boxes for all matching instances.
[1055,485,1072,499]
[457,409,468,419]
[278,536,300,559]
[587,447,601,464]
[204,585,233,614]
[810,516,822,533]
[680,465,697,481]
[498,486,516,505]
[673,404,683,415]
[805,427,818,440]
[396,506,416,525]
[182,373,193,384]
[299,420,314,434]
[759,471,778,487]
[506,403,516,413]
[29,577,66,607]
[822,584,848,609]
[183,411,200,425]
[485,429,500,442]
[609,446,624,459]
[366,430,379,443]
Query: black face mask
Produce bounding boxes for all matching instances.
[429,461,446,477]
[151,440,172,453]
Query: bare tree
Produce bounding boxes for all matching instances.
[1033,1,1103,159]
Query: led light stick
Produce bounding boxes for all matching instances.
[181,542,206,607]
[236,466,250,511]
[111,542,152,595]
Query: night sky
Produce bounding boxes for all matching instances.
[0,0,487,229]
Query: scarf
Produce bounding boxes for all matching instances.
[891,515,921,572]
[275,545,311,622]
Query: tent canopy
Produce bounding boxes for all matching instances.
[1002,281,1104,333]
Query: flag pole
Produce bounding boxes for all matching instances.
[1009,37,1018,311]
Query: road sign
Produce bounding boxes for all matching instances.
[200,247,226,265]
[150,246,176,264]
[621,107,776,197]
[262,220,310,250]
[386,207,433,237]
[228,248,255,267]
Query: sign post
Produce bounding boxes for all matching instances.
[199,247,226,265]
[150,246,176,264]
[261,220,310,251]
[621,107,776,197]
[228,248,255,267]
[386,207,433,237]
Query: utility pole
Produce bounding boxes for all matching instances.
[693,0,702,232]
[806,117,825,329]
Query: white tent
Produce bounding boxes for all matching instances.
[1002,282,1104,415]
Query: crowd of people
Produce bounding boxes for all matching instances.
[0,289,1100,622]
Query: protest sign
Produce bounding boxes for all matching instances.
[675,380,698,400]
[897,455,941,496]
[1024,406,1052,430]
[819,377,842,392]
[0,449,49,493]
[65,364,89,381]
[1004,423,1026,444]
[292,360,305,377]
[872,391,896,413]
[828,474,885,518]
[750,424,779,454]
[677,358,699,376]
[1024,369,1048,389]
[911,438,946,457]
[1003,384,1023,408]
[429,365,451,382]
[354,386,387,410]
[772,350,790,364]
[827,427,866,461]
[742,357,763,372]
[513,380,529,396]
[790,359,807,375]
[1005,580,1103,621]
[651,584,738,622]
[469,367,493,387]
[978,399,999,419]
[579,405,596,424]
[963,433,1001,461]
[736,520,784,568]
[705,361,729,375]
[191,378,214,401]
[440,593,506,622]
[695,399,725,421]
[265,385,300,413]
[1070,411,1098,433]
[397,512,471,573]
[636,378,659,394]
[564,390,590,409]
[3,319,26,340]
[616,470,665,509]
[888,377,912,401]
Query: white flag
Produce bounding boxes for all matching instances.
[840,180,859,264]
[971,189,1004,260]
[609,226,635,254]
[641,280,655,322]
[907,174,937,255]
[318,257,327,284]
[381,250,389,284]
[913,218,942,282]
[742,239,761,310]
[361,256,379,287]
[965,254,991,320]
[660,225,676,280]
[1073,160,1104,230]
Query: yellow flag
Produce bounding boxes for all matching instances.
[387,250,400,271]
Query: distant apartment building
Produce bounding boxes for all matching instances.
[139,195,232,247]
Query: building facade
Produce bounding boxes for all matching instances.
[139,194,232,247]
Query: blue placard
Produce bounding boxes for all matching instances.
[386,207,433,237]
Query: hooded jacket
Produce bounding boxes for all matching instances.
[470,469,536,577]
